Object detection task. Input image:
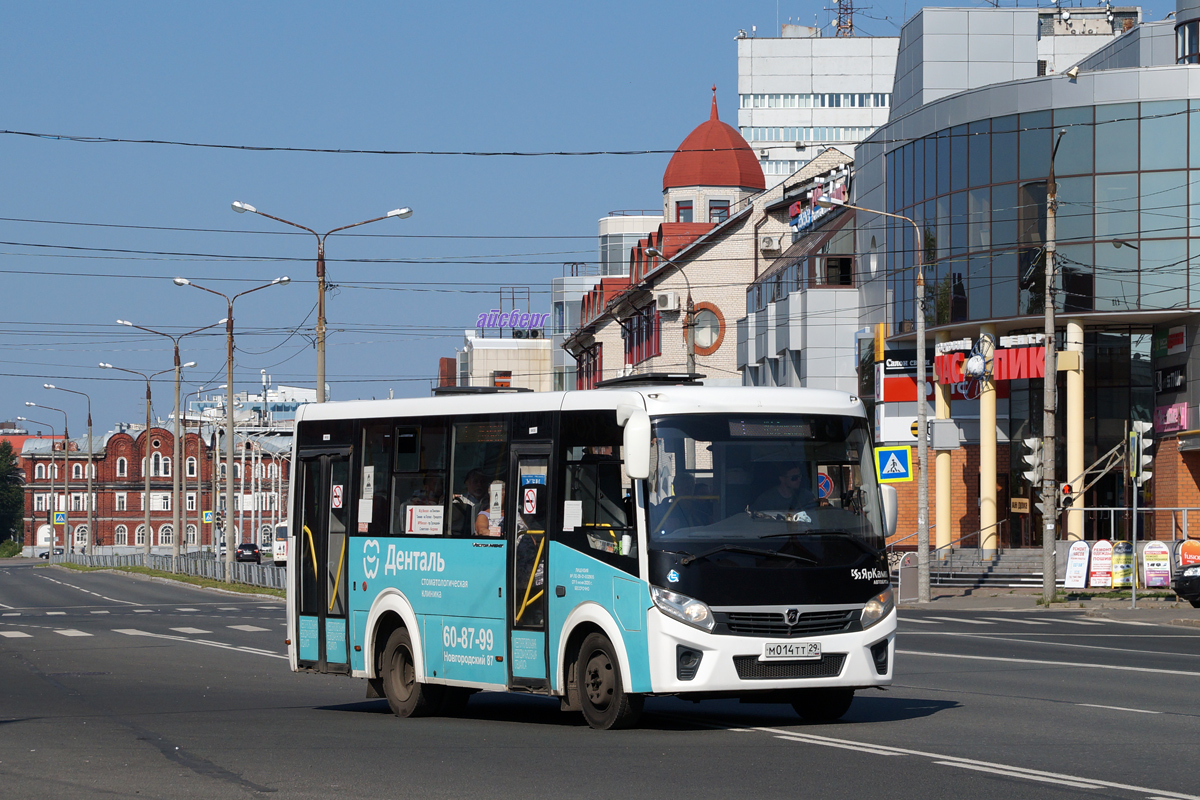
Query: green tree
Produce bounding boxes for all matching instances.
[0,440,24,543]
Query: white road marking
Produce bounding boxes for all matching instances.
[926,616,994,625]
[0,631,32,638]
[898,649,1200,677]
[736,724,1200,799]
[903,631,1200,660]
[0,601,14,609]
[933,760,1104,790]
[134,609,154,613]
[55,629,91,637]
[170,627,211,635]
[3,612,19,617]
[218,607,239,611]
[256,606,277,610]
[37,574,139,605]
[1100,619,1160,627]
[176,608,199,612]
[45,611,65,616]
[1054,618,1103,626]
[113,628,285,660]
[898,618,942,624]
[1077,703,1161,715]
[978,617,1049,626]
[775,734,902,756]
[90,610,110,615]
[227,625,269,632]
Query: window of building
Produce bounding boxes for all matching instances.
[1178,20,1200,63]
[709,200,730,224]
[186,456,197,477]
[117,457,127,477]
[268,463,278,479]
[35,464,45,480]
[72,463,83,479]
[115,525,127,546]
[34,494,45,512]
[135,525,146,546]
[577,343,604,391]
[676,201,693,223]
[187,493,197,512]
[692,303,726,356]
[624,305,661,366]
[116,492,126,512]
[159,525,173,545]
[186,525,197,545]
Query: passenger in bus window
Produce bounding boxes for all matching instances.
[475,480,505,536]
[751,464,816,512]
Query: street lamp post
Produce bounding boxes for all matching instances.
[231,201,413,402]
[817,196,931,603]
[174,276,290,581]
[26,402,69,553]
[182,386,207,553]
[643,247,696,374]
[100,364,174,565]
[116,319,221,568]
[17,416,55,551]
[44,385,94,553]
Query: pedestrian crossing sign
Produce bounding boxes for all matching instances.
[203,510,214,524]
[53,511,66,525]
[875,446,913,483]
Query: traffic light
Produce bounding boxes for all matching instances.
[1021,437,1042,487]
[1131,420,1154,487]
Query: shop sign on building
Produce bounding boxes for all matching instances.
[1155,365,1186,394]
[1154,401,1188,434]
[1153,326,1187,358]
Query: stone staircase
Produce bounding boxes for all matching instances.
[891,548,1064,589]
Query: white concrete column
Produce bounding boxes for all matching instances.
[1066,320,1085,541]
[935,331,952,556]
[979,324,998,559]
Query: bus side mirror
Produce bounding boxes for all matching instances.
[880,485,898,538]
[619,407,651,480]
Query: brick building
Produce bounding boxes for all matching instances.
[20,426,290,555]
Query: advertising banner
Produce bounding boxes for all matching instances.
[1089,540,1113,588]
[1064,540,1090,588]
[1142,541,1172,588]
[1111,541,1134,588]
[1180,539,1200,566]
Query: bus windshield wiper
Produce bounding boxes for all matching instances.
[760,528,864,540]
[680,544,816,566]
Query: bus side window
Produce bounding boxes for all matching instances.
[448,419,510,538]
[387,421,449,537]
[361,423,392,537]
[558,410,636,575]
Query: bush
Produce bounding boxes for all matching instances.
[0,539,22,558]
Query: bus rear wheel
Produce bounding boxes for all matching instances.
[577,633,643,730]
[792,688,855,722]
[381,628,442,718]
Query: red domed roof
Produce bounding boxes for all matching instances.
[662,89,765,192]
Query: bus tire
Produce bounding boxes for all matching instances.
[381,628,442,718]
[577,632,643,730]
[792,688,855,722]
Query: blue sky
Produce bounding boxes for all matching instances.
[3,0,1023,432]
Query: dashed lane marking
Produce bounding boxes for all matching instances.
[134,609,154,613]
[926,616,994,625]
[37,574,139,606]
[54,629,92,637]
[898,618,942,624]
[2,612,19,617]
[1077,703,1161,715]
[980,617,1050,626]
[170,627,211,635]
[898,649,1200,677]
[218,607,240,611]
[227,625,269,632]
[45,611,65,616]
[932,761,1104,790]
[90,610,110,615]
[1054,618,1104,626]
[0,601,13,609]
[1100,619,1160,628]
[176,608,199,612]
[0,631,32,638]
[113,629,285,660]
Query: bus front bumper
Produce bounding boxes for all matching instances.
[645,606,895,696]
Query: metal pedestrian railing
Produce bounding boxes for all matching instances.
[50,552,286,591]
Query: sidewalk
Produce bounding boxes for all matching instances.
[898,586,1200,627]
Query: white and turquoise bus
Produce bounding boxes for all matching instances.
[273,521,288,567]
[285,379,898,729]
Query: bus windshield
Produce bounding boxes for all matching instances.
[646,414,885,561]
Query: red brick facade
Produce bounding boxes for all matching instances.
[21,427,289,552]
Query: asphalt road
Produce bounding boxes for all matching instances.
[2,559,1199,799]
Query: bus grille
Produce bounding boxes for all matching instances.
[733,654,846,680]
[719,610,857,637]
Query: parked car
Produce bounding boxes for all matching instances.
[1173,564,1200,608]
[235,543,262,564]
[37,547,65,559]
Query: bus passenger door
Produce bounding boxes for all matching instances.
[508,448,551,691]
[295,451,352,674]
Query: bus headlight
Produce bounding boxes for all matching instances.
[860,586,895,629]
[651,586,715,632]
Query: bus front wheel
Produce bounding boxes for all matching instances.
[381,628,442,718]
[577,633,643,730]
[792,688,855,722]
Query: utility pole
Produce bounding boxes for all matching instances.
[1042,129,1067,605]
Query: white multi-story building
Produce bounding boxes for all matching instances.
[737,25,899,181]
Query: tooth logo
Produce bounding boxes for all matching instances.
[363,539,380,579]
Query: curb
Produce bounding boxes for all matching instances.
[50,563,285,600]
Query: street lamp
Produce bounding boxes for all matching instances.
[26,401,69,553]
[174,276,289,581]
[116,318,222,568]
[17,416,56,552]
[817,195,931,603]
[100,363,174,565]
[643,247,697,375]
[44,385,93,553]
[231,201,413,402]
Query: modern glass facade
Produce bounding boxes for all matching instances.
[885,102,1200,330]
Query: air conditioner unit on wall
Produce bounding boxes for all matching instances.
[760,236,780,252]
[759,149,770,159]
[656,292,679,312]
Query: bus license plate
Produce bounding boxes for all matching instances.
[763,641,821,660]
